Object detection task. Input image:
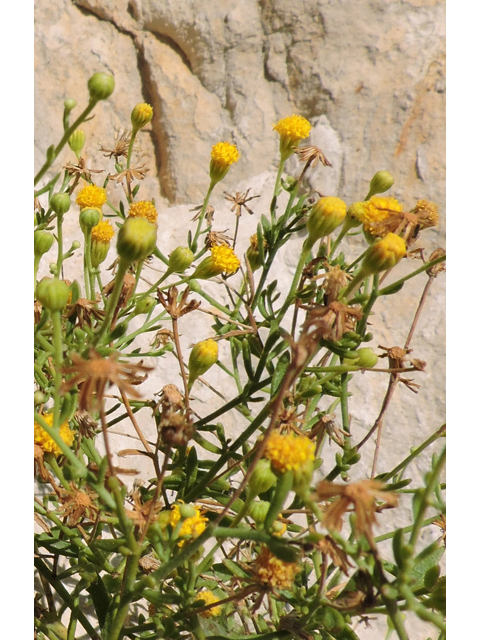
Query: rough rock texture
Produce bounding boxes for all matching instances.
[35,2,445,638]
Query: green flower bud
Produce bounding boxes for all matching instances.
[168,247,194,274]
[343,347,378,368]
[366,170,395,200]
[35,277,70,311]
[190,256,223,280]
[248,459,278,497]
[71,240,81,251]
[34,390,46,405]
[178,503,198,520]
[87,72,115,102]
[79,207,101,231]
[292,458,314,498]
[117,216,157,263]
[64,98,77,112]
[134,296,156,315]
[131,103,153,130]
[248,500,271,524]
[50,192,71,215]
[187,339,218,390]
[361,233,406,275]
[91,241,110,268]
[307,197,347,244]
[34,230,54,257]
[68,129,86,157]
[246,246,262,272]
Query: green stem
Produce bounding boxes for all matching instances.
[83,228,92,300]
[35,100,98,186]
[92,257,130,346]
[191,182,215,253]
[51,311,64,430]
[378,254,446,297]
[56,213,64,277]
[409,447,446,548]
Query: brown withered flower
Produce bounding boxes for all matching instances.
[205,230,233,248]
[155,384,194,447]
[99,129,132,160]
[61,349,153,412]
[73,410,98,439]
[151,328,174,348]
[426,248,446,277]
[34,300,43,324]
[319,264,352,304]
[295,145,332,169]
[315,479,398,539]
[301,301,363,342]
[34,445,51,483]
[108,163,149,186]
[125,486,162,531]
[378,345,425,392]
[64,297,105,329]
[317,534,354,575]
[58,484,99,526]
[411,199,439,230]
[224,189,260,217]
[157,286,200,318]
[63,157,104,183]
[190,204,215,225]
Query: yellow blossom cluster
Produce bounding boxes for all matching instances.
[195,590,222,618]
[91,220,115,244]
[254,546,300,590]
[210,142,240,168]
[76,184,108,209]
[273,115,312,143]
[34,414,75,456]
[349,196,403,235]
[210,245,241,275]
[128,200,158,224]
[168,503,208,546]
[264,431,315,473]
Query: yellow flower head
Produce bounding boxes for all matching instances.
[254,546,300,590]
[210,142,240,184]
[34,414,75,456]
[411,199,439,229]
[264,431,315,474]
[362,232,406,275]
[128,200,158,224]
[169,503,208,546]
[210,245,241,274]
[249,233,267,252]
[131,103,153,130]
[91,220,115,244]
[195,590,222,618]
[76,185,108,209]
[273,115,312,159]
[348,196,403,235]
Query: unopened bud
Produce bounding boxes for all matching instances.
[168,247,194,274]
[64,98,77,112]
[117,216,157,263]
[248,458,277,497]
[343,347,378,368]
[307,197,347,244]
[366,170,395,200]
[362,233,406,275]
[87,72,115,102]
[248,500,271,524]
[178,503,198,520]
[50,192,71,215]
[131,103,153,131]
[35,277,70,311]
[134,296,156,315]
[68,130,86,158]
[34,230,54,257]
[187,339,218,390]
[79,208,101,231]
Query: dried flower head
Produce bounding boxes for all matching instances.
[426,248,446,277]
[109,164,149,186]
[64,158,104,183]
[151,328,174,348]
[61,349,153,412]
[73,410,98,439]
[64,297,105,329]
[76,184,108,209]
[301,301,363,343]
[411,199,439,229]
[58,484,98,525]
[205,230,233,249]
[125,487,162,531]
[34,413,75,457]
[100,129,132,160]
[320,265,352,304]
[378,345,424,392]
[264,431,315,474]
[190,204,215,225]
[168,503,208,546]
[294,145,332,168]
[249,233,267,252]
[315,479,398,539]
[317,534,354,575]
[253,546,300,590]
[157,286,201,318]
[224,189,260,217]
[195,591,223,618]
[34,300,43,324]
[128,200,158,224]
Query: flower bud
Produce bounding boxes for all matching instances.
[361,233,406,275]
[34,230,54,257]
[34,390,46,405]
[178,503,198,520]
[134,296,156,315]
[87,72,115,102]
[35,277,70,311]
[187,339,218,390]
[91,221,114,267]
[246,246,262,272]
[191,255,223,280]
[343,347,378,368]
[292,458,314,498]
[68,129,86,158]
[79,208,101,231]
[307,197,347,244]
[131,103,153,131]
[365,170,395,200]
[168,247,194,274]
[248,500,271,524]
[209,142,240,185]
[117,216,157,263]
[64,98,77,112]
[50,192,71,215]
[248,458,278,496]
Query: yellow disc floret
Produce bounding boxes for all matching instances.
[91,220,115,244]
[349,196,403,234]
[128,200,158,224]
[195,590,222,618]
[254,546,300,590]
[76,185,108,209]
[210,245,241,275]
[210,142,240,168]
[273,114,312,159]
[264,431,315,474]
[34,413,75,456]
[168,503,208,546]
[131,103,153,130]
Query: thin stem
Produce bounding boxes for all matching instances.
[191,182,215,253]
[92,257,130,347]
